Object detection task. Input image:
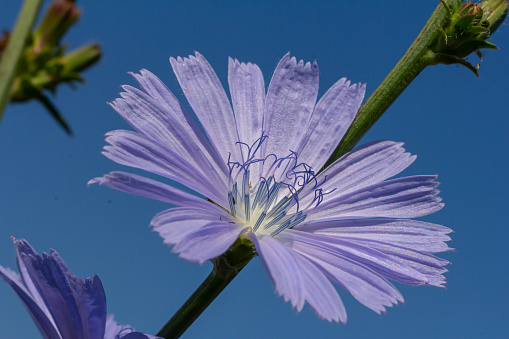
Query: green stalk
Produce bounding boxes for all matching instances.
[156,263,245,339]
[323,0,450,168]
[0,0,43,121]
[157,241,254,339]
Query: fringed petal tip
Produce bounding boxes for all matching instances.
[87,177,103,186]
[13,238,41,260]
[175,252,208,266]
[88,172,125,188]
[277,289,347,323]
[251,233,349,324]
[13,237,27,247]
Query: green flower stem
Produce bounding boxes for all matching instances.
[0,0,43,121]
[157,242,255,339]
[323,0,451,168]
[156,265,244,339]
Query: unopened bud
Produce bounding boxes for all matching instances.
[2,0,100,135]
[33,0,80,53]
[60,43,101,74]
[0,30,10,56]
[430,0,508,76]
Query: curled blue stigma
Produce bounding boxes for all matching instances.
[226,133,332,236]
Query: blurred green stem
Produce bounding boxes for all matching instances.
[0,0,43,122]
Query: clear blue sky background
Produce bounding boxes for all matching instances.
[0,1,507,338]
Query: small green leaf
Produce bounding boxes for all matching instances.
[36,93,73,135]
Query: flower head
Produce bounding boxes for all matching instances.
[90,52,452,323]
[0,238,160,339]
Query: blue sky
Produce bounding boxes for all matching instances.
[0,1,508,338]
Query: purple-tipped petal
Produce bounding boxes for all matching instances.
[111,85,228,189]
[250,232,346,322]
[88,171,211,210]
[277,231,404,314]
[296,141,417,209]
[297,80,366,170]
[151,206,229,246]
[248,233,305,311]
[263,54,319,163]
[2,240,159,339]
[73,275,107,339]
[133,69,229,173]
[228,58,265,149]
[170,52,242,163]
[350,240,449,287]
[104,314,137,339]
[310,175,444,221]
[14,239,59,331]
[19,249,106,339]
[278,230,429,286]
[0,265,61,339]
[172,222,246,264]
[100,130,227,204]
[124,70,228,175]
[292,251,346,323]
[296,219,452,253]
[20,248,84,339]
[2,239,108,339]
[296,218,452,234]
[321,141,417,193]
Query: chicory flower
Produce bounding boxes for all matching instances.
[90,52,452,323]
[0,238,160,339]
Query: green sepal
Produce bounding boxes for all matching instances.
[215,237,256,274]
[431,52,480,77]
[431,0,508,76]
[36,93,73,135]
[468,26,490,34]
[455,13,476,30]
[471,40,499,50]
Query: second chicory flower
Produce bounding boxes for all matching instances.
[0,238,160,339]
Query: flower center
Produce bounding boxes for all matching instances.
[226,135,330,237]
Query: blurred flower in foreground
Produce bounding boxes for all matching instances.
[0,0,101,134]
[0,238,160,339]
[90,52,452,323]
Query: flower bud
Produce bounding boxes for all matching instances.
[60,43,101,75]
[3,0,100,134]
[33,0,80,53]
[0,30,10,56]
[431,0,508,76]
